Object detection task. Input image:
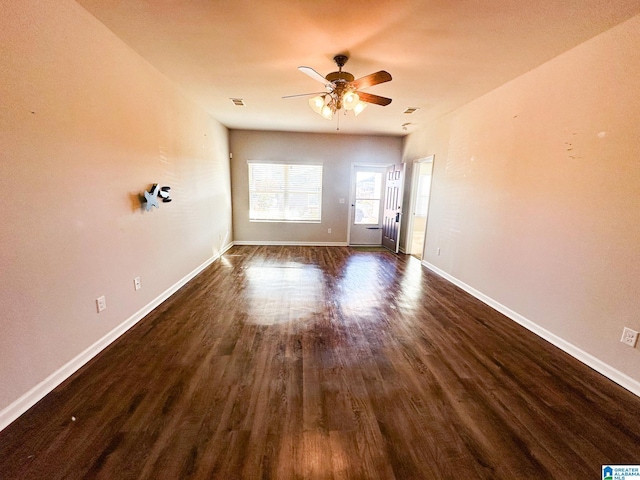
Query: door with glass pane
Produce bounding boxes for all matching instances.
[348,165,387,245]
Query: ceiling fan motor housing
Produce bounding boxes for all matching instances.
[325,71,355,83]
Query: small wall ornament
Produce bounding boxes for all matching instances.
[144,184,172,211]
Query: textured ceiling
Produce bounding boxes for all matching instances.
[76,0,640,137]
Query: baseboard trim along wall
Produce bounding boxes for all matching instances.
[233,241,349,247]
[422,260,640,398]
[0,242,234,432]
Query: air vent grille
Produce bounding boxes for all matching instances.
[403,107,419,114]
[230,98,246,106]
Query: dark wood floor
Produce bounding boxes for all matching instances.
[1,246,639,479]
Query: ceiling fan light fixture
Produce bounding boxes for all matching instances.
[309,95,324,114]
[320,104,334,120]
[353,101,367,116]
[343,91,359,110]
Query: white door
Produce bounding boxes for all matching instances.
[348,165,387,245]
[382,163,405,253]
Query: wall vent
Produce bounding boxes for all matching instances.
[230,98,246,106]
[403,107,419,114]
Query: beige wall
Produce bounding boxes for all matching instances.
[0,0,232,412]
[403,15,640,386]
[230,130,402,244]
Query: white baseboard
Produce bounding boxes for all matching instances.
[0,243,233,432]
[233,241,348,246]
[422,260,640,398]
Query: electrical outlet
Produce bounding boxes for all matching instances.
[134,277,141,291]
[96,295,106,313]
[437,247,441,256]
[328,228,332,234]
[621,327,638,348]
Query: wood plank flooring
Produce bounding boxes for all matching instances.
[1,245,639,479]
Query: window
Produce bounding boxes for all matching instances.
[354,171,383,224]
[248,162,323,222]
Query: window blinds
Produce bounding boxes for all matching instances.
[248,163,323,222]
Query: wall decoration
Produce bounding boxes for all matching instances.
[159,186,171,203]
[143,184,172,211]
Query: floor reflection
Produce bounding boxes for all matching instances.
[241,249,424,328]
[244,262,324,325]
[395,256,424,313]
[335,253,399,320]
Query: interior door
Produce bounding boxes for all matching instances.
[382,163,405,253]
[348,165,387,245]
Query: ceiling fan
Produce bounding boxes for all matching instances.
[285,54,392,120]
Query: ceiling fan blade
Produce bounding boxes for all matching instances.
[282,92,325,99]
[298,66,331,86]
[351,70,392,90]
[357,91,392,106]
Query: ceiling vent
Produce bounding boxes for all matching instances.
[230,98,246,106]
[403,107,419,114]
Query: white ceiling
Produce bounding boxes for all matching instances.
[76,0,639,137]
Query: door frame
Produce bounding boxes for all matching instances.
[405,155,435,259]
[347,162,391,246]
